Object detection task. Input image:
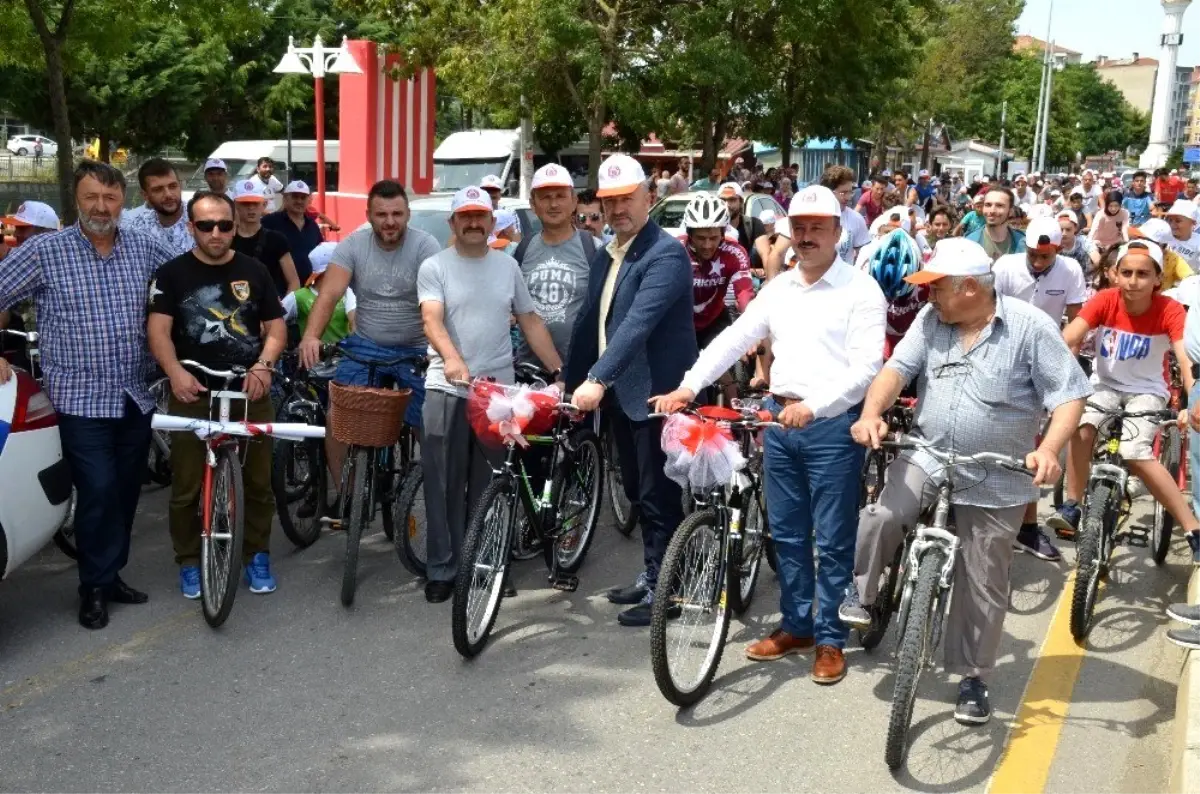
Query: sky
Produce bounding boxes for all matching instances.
[1016,0,1200,65]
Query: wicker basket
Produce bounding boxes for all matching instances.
[328,382,412,447]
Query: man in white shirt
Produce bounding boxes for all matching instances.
[1080,170,1104,217]
[249,157,285,212]
[651,185,886,685]
[1167,199,1200,274]
[993,216,1086,562]
[822,164,870,264]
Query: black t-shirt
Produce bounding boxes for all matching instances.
[736,216,766,269]
[149,252,284,378]
[231,228,292,297]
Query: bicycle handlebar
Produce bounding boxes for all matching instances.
[648,408,783,429]
[883,434,1034,476]
[180,360,246,381]
[0,328,36,343]
[1084,402,1179,423]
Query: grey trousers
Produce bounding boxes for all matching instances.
[853,456,1024,678]
[421,389,497,583]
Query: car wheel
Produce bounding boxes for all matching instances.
[16,147,27,156]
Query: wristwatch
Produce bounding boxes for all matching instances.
[550,367,563,380]
[586,374,606,387]
[256,359,274,370]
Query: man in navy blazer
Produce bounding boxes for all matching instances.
[566,153,698,627]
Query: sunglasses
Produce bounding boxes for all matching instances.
[193,219,234,233]
[577,213,602,223]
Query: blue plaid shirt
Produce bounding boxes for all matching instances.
[0,224,175,418]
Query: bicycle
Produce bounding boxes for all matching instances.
[602,412,639,537]
[648,403,780,707]
[326,346,425,607]
[271,348,337,549]
[147,374,172,486]
[1068,401,1180,640]
[152,360,325,627]
[1,328,77,559]
[879,435,1033,770]
[451,379,604,658]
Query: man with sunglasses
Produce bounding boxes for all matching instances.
[575,189,610,243]
[148,191,287,599]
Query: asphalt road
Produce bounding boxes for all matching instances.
[0,485,1190,793]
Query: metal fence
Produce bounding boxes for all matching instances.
[0,154,58,183]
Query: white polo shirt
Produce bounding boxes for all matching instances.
[1168,232,1200,274]
[993,253,1087,324]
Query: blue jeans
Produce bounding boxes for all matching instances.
[334,334,426,428]
[763,404,864,648]
[1190,383,1200,510]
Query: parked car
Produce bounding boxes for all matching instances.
[6,135,58,157]
[402,196,542,248]
[649,191,786,237]
[0,368,71,578]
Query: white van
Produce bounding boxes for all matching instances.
[433,129,589,195]
[183,140,341,204]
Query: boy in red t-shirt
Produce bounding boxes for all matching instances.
[1053,240,1200,559]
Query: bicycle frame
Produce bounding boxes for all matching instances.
[894,479,958,650]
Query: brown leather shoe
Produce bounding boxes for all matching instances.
[811,644,846,684]
[745,629,815,661]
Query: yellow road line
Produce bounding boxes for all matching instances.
[0,609,193,712]
[989,570,1091,794]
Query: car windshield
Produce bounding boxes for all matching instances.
[184,159,253,191]
[649,198,687,230]
[408,207,542,249]
[433,159,508,192]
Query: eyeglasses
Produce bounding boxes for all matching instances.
[193,219,234,233]
[934,359,971,379]
[577,213,602,223]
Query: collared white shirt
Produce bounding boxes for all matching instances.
[681,258,886,418]
[993,253,1087,323]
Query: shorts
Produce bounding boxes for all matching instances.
[333,333,427,428]
[696,308,733,350]
[1079,386,1165,461]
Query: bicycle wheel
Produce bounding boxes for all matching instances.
[860,449,886,508]
[885,547,946,770]
[605,433,638,536]
[379,443,405,542]
[1151,426,1181,566]
[727,485,765,615]
[546,432,603,574]
[273,436,325,549]
[146,377,173,486]
[52,488,78,559]
[394,467,427,578]
[201,448,245,628]
[1070,481,1111,640]
[859,538,906,651]
[650,509,729,707]
[452,476,516,658]
[340,447,372,607]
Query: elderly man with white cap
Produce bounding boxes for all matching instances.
[203,158,235,199]
[565,152,696,627]
[262,180,323,283]
[842,237,1090,725]
[654,185,886,683]
[1165,199,1200,273]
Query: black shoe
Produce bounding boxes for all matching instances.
[78,588,109,630]
[617,601,653,627]
[502,577,517,598]
[954,676,991,725]
[109,577,149,605]
[425,580,453,603]
[607,572,650,605]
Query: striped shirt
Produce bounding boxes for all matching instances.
[0,224,175,417]
[886,295,1092,508]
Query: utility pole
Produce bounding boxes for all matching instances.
[997,100,1008,177]
[1032,0,1056,172]
[519,95,533,200]
[1038,43,1057,172]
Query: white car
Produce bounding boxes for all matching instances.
[649,191,787,238]
[0,367,71,578]
[6,135,58,157]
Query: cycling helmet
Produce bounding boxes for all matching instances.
[868,229,921,300]
[683,193,731,230]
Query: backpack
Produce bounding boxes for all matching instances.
[513,229,598,265]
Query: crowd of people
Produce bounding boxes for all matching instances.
[6,150,1200,734]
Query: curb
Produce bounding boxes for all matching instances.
[1172,566,1200,794]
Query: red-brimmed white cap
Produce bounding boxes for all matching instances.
[451,186,494,215]
[1026,217,1063,252]
[596,154,646,198]
[2,200,59,229]
[234,179,268,203]
[1056,209,1080,227]
[480,174,504,192]
[1117,239,1164,270]
[717,182,744,199]
[531,164,573,191]
[905,238,991,285]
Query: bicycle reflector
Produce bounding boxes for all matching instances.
[11,370,58,432]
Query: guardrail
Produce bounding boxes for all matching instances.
[0,154,59,183]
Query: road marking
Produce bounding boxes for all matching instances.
[0,609,193,712]
[989,570,1090,794]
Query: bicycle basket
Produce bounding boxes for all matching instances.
[467,379,562,448]
[328,381,411,447]
[661,413,746,492]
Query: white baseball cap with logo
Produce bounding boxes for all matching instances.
[1167,199,1199,223]
[596,154,647,198]
[307,241,338,278]
[531,164,573,191]
[283,180,311,195]
[480,174,504,192]
[906,238,992,285]
[1136,218,1174,246]
[204,158,228,172]
[1056,209,1080,228]
[2,200,60,230]
[787,185,841,218]
[234,179,268,203]
[873,206,911,234]
[1026,216,1063,252]
[717,182,744,199]
[1117,239,1164,270]
[451,186,494,215]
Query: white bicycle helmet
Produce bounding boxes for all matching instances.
[683,194,730,230]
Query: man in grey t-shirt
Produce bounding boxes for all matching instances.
[417,186,564,603]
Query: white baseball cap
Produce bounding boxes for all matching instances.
[1117,239,1164,270]
[876,205,912,233]
[596,154,647,198]
[204,158,227,172]
[307,241,337,279]
[493,208,518,233]
[234,178,268,203]
[1167,199,1199,223]
[758,209,778,226]
[451,186,493,215]
[1135,218,1174,245]
[283,180,311,195]
[717,182,744,199]
[1026,216,1063,252]
[2,200,59,230]
[786,185,841,218]
[918,169,930,178]
[480,174,504,192]
[906,238,992,285]
[1070,187,1085,198]
[530,163,573,191]
[1056,209,1080,228]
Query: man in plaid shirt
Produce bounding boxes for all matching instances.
[0,161,175,630]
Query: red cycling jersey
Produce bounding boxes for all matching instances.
[679,236,755,330]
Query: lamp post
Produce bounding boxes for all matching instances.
[273,34,362,212]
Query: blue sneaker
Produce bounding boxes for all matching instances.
[1187,531,1200,565]
[1046,501,1081,540]
[179,565,201,600]
[243,552,277,594]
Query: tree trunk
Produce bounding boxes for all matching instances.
[714,110,729,177]
[698,89,716,176]
[586,106,605,190]
[778,44,798,169]
[24,0,77,225]
[920,118,932,171]
[98,132,111,163]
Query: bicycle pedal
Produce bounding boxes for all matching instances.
[549,575,579,592]
[1126,530,1148,548]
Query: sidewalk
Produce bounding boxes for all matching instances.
[1172,565,1200,793]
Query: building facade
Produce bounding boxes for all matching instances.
[1095,55,1195,152]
